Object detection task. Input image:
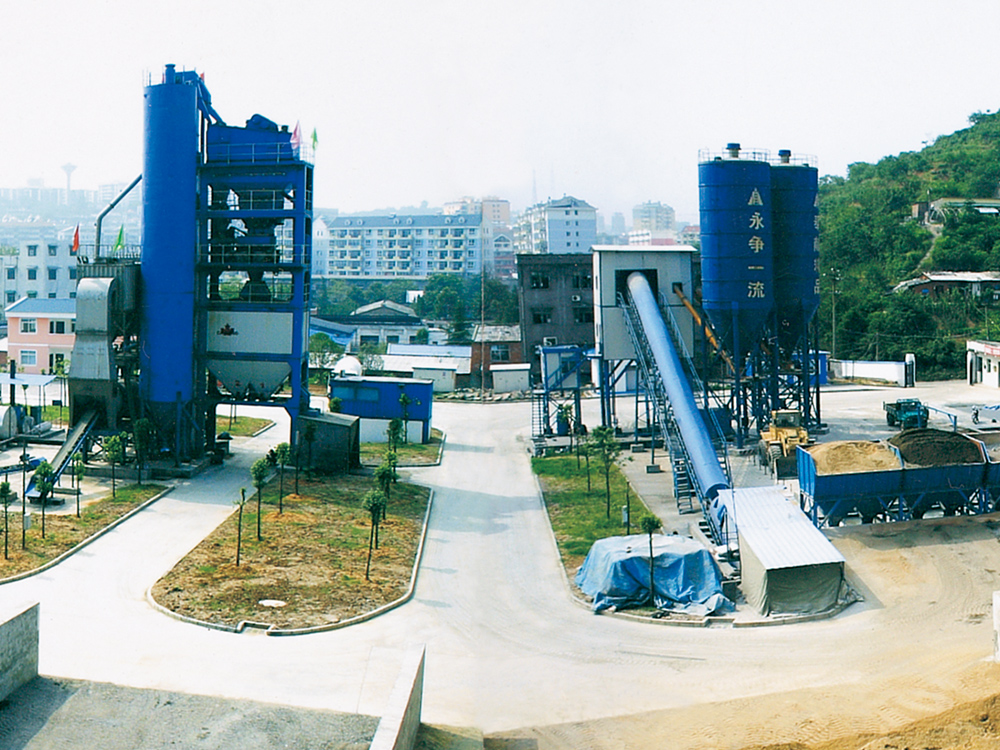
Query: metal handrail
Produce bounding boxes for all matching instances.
[206,141,314,166]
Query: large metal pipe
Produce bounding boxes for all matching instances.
[627,272,729,500]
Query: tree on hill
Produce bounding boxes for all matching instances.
[813,109,1000,377]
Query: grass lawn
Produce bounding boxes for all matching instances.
[360,429,443,466]
[151,470,430,629]
[215,414,274,438]
[532,452,651,577]
[0,483,167,578]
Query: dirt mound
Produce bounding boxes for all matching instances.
[807,441,900,475]
[743,692,1000,750]
[889,428,984,466]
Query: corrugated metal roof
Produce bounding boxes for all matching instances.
[718,486,844,570]
[387,343,471,358]
[381,354,470,375]
[4,297,76,316]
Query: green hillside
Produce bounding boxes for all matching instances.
[818,110,1000,377]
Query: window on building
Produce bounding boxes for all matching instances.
[48,293,56,298]
[27,245,37,256]
[48,245,58,256]
[530,272,550,289]
[49,320,66,334]
[572,272,592,289]
[68,267,77,280]
[5,292,14,304]
[27,268,37,280]
[20,350,36,367]
[532,309,552,324]
[5,268,13,280]
[574,307,595,324]
[48,268,57,280]
[20,318,36,333]
[27,291,37,298]
[490,344,510,362]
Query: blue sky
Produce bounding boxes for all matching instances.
[2,0,999,223]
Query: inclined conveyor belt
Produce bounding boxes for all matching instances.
[626,272,729,501]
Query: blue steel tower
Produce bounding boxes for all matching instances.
[140,65,311,459]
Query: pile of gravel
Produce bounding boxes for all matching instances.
[889,428,984,466]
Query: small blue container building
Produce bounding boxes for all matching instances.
[329,376,434,443]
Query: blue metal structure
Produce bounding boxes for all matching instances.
[698,144,773,360]
[329,376,433,443]
[798,441,996,527]
[771,153,819,351]
[140,66,208,458]
[139,64,312,459]
[697,144,824,445]
[623,272,730,513]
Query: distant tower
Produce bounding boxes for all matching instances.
[61,163,76,195]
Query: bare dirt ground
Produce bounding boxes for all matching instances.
[151,473,429,629]
[488,511,1000,749]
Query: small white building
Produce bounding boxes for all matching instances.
[968,340,1000,387]
[491,363,530,393]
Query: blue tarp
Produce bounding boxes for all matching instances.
[575,534,732,615]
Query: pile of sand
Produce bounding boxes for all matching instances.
[807,441,900,475]
[889,428,984,466]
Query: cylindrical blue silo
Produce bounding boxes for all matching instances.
[140,66,199,424]
[699,144,773,360]
[771,150,819,351]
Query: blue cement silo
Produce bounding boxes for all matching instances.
[140,65,202,456]
[771,150,819,351]
[698,144,774,361]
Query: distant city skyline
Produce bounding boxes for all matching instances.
[2,2,998,226]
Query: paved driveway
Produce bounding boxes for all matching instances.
[4,389,1000,739]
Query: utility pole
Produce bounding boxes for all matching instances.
[825,269,841,359]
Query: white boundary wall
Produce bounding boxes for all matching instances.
[831,359,906,386]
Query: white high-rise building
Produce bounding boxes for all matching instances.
[513,196,597,254]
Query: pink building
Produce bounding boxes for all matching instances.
[5,298,76,374]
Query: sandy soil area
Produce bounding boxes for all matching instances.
[489,513,1000,749]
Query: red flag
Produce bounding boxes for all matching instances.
[72,225,80,254]
[291,121,301,153]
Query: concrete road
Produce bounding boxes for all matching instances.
[3,384,1000,739]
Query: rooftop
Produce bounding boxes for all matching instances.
[5,297,76,317]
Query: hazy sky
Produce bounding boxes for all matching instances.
[3,0,999,223]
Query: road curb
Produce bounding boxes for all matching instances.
[0,486,175,586]
[145,488,436,636]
